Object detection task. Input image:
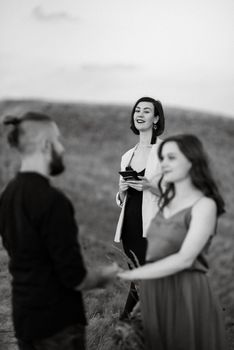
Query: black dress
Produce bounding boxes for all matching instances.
[120,167,147,318]
[121,168,147,265]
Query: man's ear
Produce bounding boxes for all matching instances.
[41,138,51,155]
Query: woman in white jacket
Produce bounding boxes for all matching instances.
[115,97,165,320]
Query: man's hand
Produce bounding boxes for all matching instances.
[96,263,120,288]
[76,263,120,291]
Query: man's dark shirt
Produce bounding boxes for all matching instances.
[0,172,87,341]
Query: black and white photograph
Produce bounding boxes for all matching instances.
[0,1,234,349]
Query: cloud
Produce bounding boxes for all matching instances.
[81,63,140,72]
[32,6,79,23]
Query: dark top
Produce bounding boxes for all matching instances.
[146,205,210,272]
[0,172,87,340]
[121,168,147,265]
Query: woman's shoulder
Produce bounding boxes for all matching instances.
[121,146,136,160]
[151,137,163,152]
[157,137,164,144]
[192,196,217,216]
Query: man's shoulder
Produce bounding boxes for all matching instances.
[46,184,75,216]
[29,182,73,222]
[16,173,69,209]
[48,185,69,204]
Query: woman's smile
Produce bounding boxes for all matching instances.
[136,118,145,124]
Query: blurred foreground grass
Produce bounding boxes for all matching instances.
[0,99,234,349]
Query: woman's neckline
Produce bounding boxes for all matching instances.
[160,197,204,220]
[137,143,153,148]
[160,206,192,220]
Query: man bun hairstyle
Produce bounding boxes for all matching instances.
[4,116,22,148]
[3,112,52,149]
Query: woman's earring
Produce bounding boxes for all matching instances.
[153,122,157,130]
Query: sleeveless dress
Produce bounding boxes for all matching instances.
[121,167,147,266]
[139,206,227,350]
[120,166,148,319]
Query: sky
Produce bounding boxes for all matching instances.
[0,0,234,117]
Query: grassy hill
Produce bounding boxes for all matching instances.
[0,99,234,349]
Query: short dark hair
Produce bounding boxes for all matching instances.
[157,134,225,216]
[4,112,52,149]
[130,97,165,144]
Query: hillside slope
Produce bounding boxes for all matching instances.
[0,100,234,349]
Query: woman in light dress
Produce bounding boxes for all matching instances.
[119,134,227,350]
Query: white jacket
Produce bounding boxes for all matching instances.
[114,139,162,243]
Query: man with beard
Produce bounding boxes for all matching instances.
[0,112,118,350]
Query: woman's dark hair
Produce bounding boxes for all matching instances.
[157,134,225,216]
[130,97,165,144]
[3,112,52,149]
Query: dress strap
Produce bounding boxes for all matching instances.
[184,196,204,230]
[191,196,204,208]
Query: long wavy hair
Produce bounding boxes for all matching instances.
[157,134,225,216]
[130,97,165,144]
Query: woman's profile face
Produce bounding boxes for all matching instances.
[133,101,158,132]
[160,141,192,184]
